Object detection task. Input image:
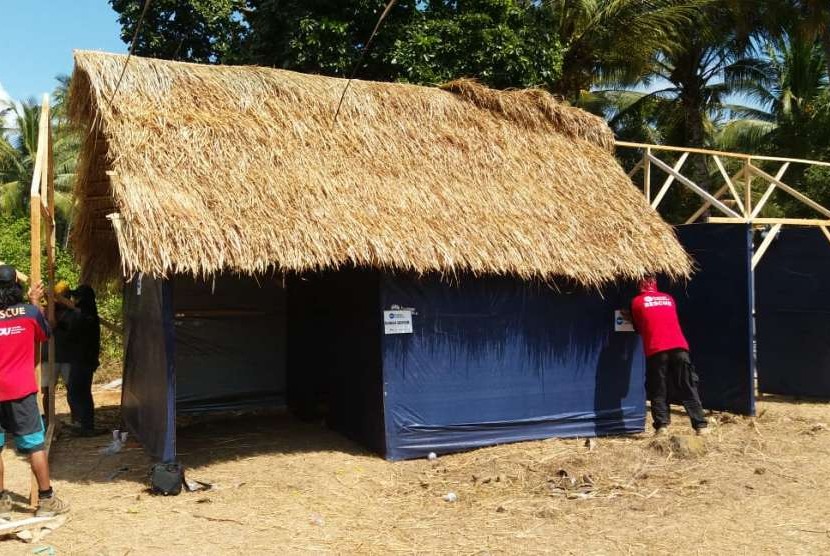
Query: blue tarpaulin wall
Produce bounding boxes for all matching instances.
[122,275,176,462]
[668,224,755,415]
[756,227,830,397]
[380,275,645,460]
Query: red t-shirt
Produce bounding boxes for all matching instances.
[630,287,689,357]
[0,303,50,401]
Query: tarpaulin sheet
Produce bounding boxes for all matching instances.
[669,224,755,415]
[122,275,176,462]
[756,226,830,397]
[172,275,286,414]
[380,274,644,460]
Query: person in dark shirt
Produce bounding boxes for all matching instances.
[630,277,708,437]
[41,281,75,424]
[65,285,101,436]
[0,265,69,517]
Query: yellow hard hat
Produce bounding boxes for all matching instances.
[55,280,71,296]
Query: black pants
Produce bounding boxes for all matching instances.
[68,364,96,430]
[646,349,707,430]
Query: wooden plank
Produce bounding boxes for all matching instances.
[0,516,61,536]
[616,140,830,167]
[650,152,689,209]
[712,155,745,215]
[752,224,782,270]
[685,167,746,223]
[29,95,49,508]
[747,164,830,219]
[750,163,790,219]
[647,153,742,218]
[685,184,730,224]
[708,217,830,226]
[45,107,56,437]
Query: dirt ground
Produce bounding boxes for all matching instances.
[0,391,828,555]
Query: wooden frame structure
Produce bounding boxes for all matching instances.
[618,141,830,269]
[28,94,57,506]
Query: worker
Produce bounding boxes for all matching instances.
[0,264,69,517]
[41,280,74,425]
[65,284,101,436]
[629,276,709,437]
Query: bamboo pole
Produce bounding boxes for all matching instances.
[643,149,651,202]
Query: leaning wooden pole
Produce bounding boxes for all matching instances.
[28,94,52,508]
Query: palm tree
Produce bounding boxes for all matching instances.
[0,78,79,244]
[717,33,828,152]
[547,0,713,101]
[0,99,40,216]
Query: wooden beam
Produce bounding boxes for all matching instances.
[616,140,830,167]
[712,155,745,216]
[643,149,651,202]
[821,226,830,245]
[627,159,643,179]
[647,153,741,218]
[685,184,730,224]
[650,152,688,209]
[0,515,63,536]
[752,224,782,270]
[708,217,830,226]
[747,164,830,219]
[750,163,790,219]
[684,167,746,224]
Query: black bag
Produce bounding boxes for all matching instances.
[150,462,184,496]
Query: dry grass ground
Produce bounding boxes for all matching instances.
[0,391,828,554]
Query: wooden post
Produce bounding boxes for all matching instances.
[28,95,51,508]
[45,102,57,435]
[643,148,651,202]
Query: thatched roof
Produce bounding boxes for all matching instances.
[69,51,690,285]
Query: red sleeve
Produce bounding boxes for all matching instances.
[30,306,51,343]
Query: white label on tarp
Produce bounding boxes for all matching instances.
[614,310,634,332]
[384,310,413,334]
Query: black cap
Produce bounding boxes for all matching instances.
[0,265,17,286]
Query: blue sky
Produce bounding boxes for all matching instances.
[0,1,126,104]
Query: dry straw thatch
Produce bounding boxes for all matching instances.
[69,51,690,285]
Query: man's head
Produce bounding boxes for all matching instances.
[0,265,24,310]
[638,275,658,293]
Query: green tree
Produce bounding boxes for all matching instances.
[388,1,563,89]
[109,0,248,62]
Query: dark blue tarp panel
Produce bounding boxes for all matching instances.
[380,275,644,460]
[122,275,176,462]
[172,275,286,413]
[287,269,386,454]
[756,227,830,397]
[669,224,754,415]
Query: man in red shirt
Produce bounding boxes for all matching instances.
[0,265,69,517]
[630,277,708,436]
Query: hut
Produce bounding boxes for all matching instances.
[68,51,691,461]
